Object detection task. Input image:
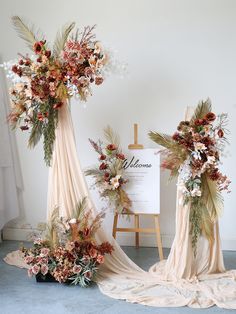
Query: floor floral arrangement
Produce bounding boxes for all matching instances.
[85,126,132,214]
[149,99,231,255]
[3,16,109,165]
[21,198,113,286]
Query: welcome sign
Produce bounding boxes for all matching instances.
[123,148,160,214]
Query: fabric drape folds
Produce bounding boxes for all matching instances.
[4,103,236,309]
[0,66,23,232]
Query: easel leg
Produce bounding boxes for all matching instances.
[135,214,139,248]
[112,213,118,239]
[154,215,164,260]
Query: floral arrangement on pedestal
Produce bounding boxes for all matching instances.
[21,198,113,286]
[2,16,109,165]
[149,99,231,254]
[85,126,132,214]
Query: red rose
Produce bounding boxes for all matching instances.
[218,129,224,138]
[99,162,107,170]
[205,112,216,122]
[99,154,106,160]
[116,153,125,160]
[106,144,117,151]
[19,59,24,65]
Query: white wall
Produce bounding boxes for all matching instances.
[1,0,236,249]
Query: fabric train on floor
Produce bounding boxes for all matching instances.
[4,104,236,309]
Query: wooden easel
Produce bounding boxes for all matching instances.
[112,124,164,260]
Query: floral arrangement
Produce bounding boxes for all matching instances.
[149,99,231,254]
[3,16,109,165]
[85,126,132,214]
[21,198,113,286]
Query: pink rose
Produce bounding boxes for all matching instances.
[40,248,50,256]
[41,264,49,276]
[96,255,105,264]
[73,265,82,274]
[84,271,92,279]
[25,256,34,264]
[32,265,40,275]
[89,248,98,259]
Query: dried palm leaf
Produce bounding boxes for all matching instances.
[53,22,75,57]
[201,203,214,244]
[72,197,87,220]
[104,125,120,146]
[202,174,223,221]
[12,16,44,51]
[119,188,132,212]
[148,131,176,150]
[190,98,212,123]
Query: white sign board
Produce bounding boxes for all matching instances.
[123,148,160,214]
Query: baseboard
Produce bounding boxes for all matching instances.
[3,227,236,251]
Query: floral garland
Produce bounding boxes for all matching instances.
[3,17,109,165]
[149,99,231,255]
[21,198,113,286]
[85,126,132,214]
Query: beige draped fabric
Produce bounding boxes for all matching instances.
[4,103,236,309]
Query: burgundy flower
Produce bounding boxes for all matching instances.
[99,162,107,170]
[205,112,216,122]
[11,65,18,73]
[99,154,106,160]
[104,172,110,181]
[44,50,51,58]
[95,76,104,85]
[19,59,24,65]
[25,59,31,66]
[172,132,180,141]
[218,129,224,138]
[194,119,206,126]
[106,144,117,151]
[116,153,125,160]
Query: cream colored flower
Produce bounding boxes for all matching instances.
[110,175,121,190]
[194,142,207,151]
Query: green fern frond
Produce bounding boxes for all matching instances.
[28,121,43,148]
[12,16,44,51]
[53,22,75,57]
[190,98,212,123]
